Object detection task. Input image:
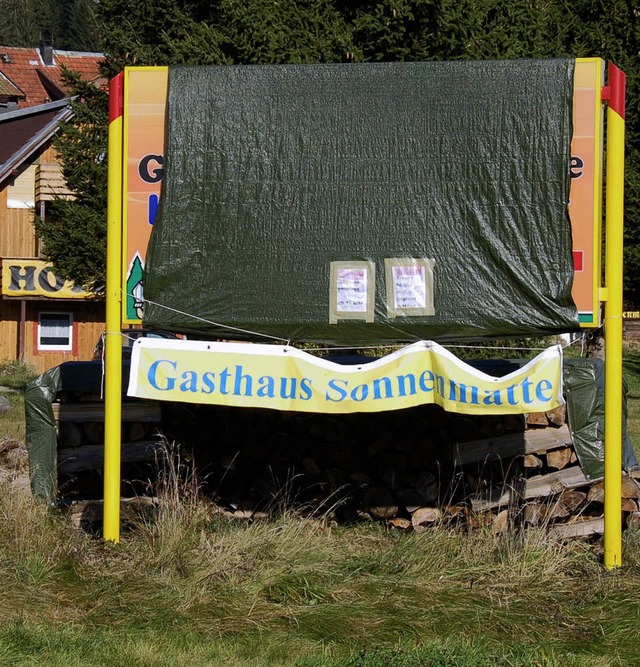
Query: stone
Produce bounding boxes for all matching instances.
[0,396,10,415]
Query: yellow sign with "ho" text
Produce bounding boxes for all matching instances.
[1,259,90,299]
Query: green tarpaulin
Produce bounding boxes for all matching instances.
[143,60,579,343]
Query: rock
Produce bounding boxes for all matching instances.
[0,396,10,415]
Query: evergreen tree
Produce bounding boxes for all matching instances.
[35,71,108,291]
[349,0,640,306]
[0,0,99,51]
[0,0,43,46]
[55,0,75,48]
[64,0,101,52]
[39,0,357,289]
[98,0,228,75]
[220,0,355,64]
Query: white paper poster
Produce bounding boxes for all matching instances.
[385,258,435,317]
[329,261,375,323]
[392,265,426,309]
[336,268,368,313]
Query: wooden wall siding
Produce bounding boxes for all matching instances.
[40,145,58,163]
[0,187,38,258]
[7,164,36,208]
[36,164,75,201]
[0,144,65,258]
[0,300,105,373]
[0,299,20,360]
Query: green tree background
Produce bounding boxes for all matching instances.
[29,0,640,307]
[0,0,100,51]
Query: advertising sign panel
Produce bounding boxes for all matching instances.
[120,61,603,328]
[570,58,604,327]
[122,66,168,324]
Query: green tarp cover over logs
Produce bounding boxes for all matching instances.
[143,60,579,343]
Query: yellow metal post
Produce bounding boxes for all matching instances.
[603,63,626,569]
[104,73,125,542]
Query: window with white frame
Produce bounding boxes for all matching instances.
[37,312,73,351]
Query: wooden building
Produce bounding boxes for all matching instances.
[0,44,105,373]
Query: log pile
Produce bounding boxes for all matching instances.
[51,392,639,536]
[624,318,640,345]
[55,394,165,499]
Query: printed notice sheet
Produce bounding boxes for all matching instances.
[385,258,435,317]
[337,268,367,312]
[330,261,375,323]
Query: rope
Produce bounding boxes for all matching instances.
[123,292,291,343]
[123,290,589,356]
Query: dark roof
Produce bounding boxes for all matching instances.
[0,100,72,184]
[0,44,104,185]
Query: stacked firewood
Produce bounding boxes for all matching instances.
[51,392,639,535]
[55,394,165,499]
[453,405,640,537]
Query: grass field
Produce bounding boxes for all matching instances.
[0,361,37,443]
[0,358,640,666]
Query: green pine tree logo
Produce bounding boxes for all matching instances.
[126,254,145,321]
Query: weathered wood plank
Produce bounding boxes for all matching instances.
[470,487,513,512]
[58,440,166,473]
[453,424,573,466]
[523,466,592,499]
[549,518,604,539]
[53,401,161,423]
